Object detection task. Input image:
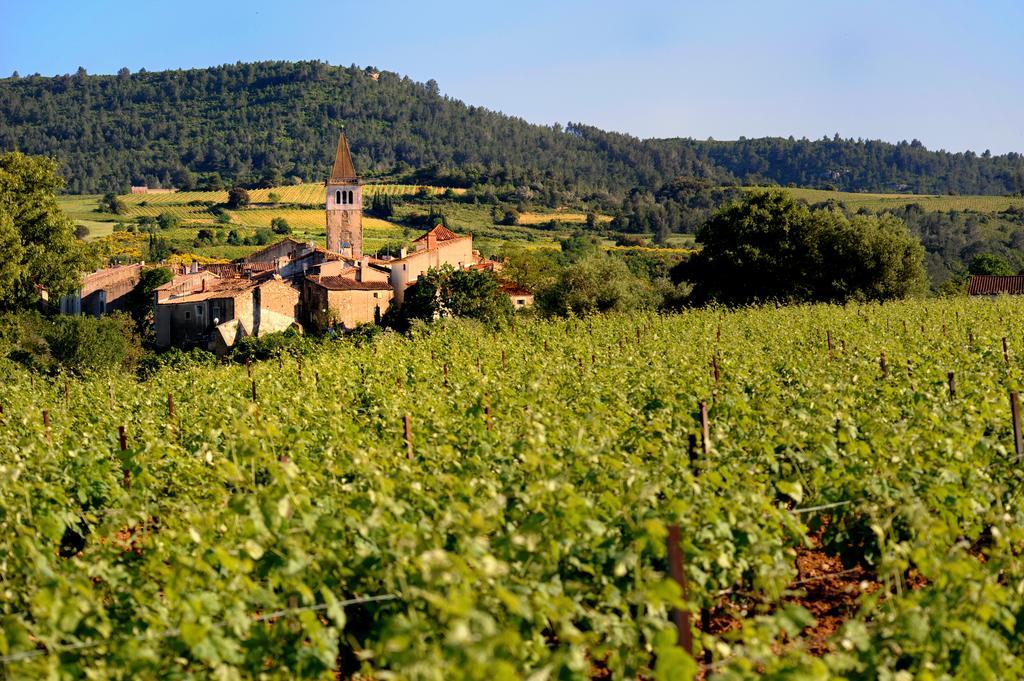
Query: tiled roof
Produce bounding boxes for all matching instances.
[237,238,308,263]
[307,275,392,291]
[154,271,219,291]
[160,279,258,303]
[203,262,275,278]
[968,275,1024,295]
[329,132,359,184]
[500,282,533,297]
[413,224,459,243]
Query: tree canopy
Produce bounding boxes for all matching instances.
[389,265,513,330]
[0,152,91,308]
[676,189,928,304]
[2,61,1022,196]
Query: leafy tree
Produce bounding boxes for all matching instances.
[968,253,1015,276]
[146,232,172,261]
[127,266,173,330]
[536,255,658,317]
[157,212,180,230]
[101,191,127,214]
[267,192,281,204]
[499,208,520,226]
[0,152,91,308]
[498,245,562,292]
[227,187,250,209]
[271,217,292,234]
[676,189,927,304]
[558,234,602,263]
[75,224,90,240]
[389,265,512,330]
[43,312,142,374]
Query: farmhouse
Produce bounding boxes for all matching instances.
[154,273,299,349]
[58,264,142,316]
[967,275,1024,296]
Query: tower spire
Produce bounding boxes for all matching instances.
[329,131,358,184]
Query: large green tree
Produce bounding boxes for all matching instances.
[537,254,659,317]
[390,265,513,330]
[0,152,91,308]
[676,189,927,304]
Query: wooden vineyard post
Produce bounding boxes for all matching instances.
[687,434,699,474]
[251,379,257,403]
[43,409,50,442]
[443,363,449,387]
[246,358,252,378]
[502,350,507,371]
[826,331,833,358]
[711,356,720,384]
[666,524,693,656]
[948,372,956,399]
[64,380,70,404]
[700,402,710,455]
[168,393,175,419]
[403,414,414,460]
[701,608,712,664]
[118,425,131,488]
[636,327,641,344]
[880,352,888,377]
[1011,392,1023,463]
[1004,338,1010,365]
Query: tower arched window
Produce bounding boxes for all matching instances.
[335,190,341,205]
[348,190,354,204]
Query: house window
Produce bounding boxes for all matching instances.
[336,190,342,205]
[212,305,221,320]
[516,299,525,306]
[373,292,379,298]
[196,305,203,317]
[184,310,191,320]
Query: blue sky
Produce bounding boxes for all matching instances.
[2,0,1022,153]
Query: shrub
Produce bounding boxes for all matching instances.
[227,187,250,209]
[1,311,143,375]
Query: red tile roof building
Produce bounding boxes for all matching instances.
[967,275,1024,296]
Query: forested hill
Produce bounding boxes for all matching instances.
[2,60,1022,196]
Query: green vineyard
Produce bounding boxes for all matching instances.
[3,299,1024,678]
[753,186,1024,213]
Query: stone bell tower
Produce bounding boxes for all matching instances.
[325,131,362,257]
